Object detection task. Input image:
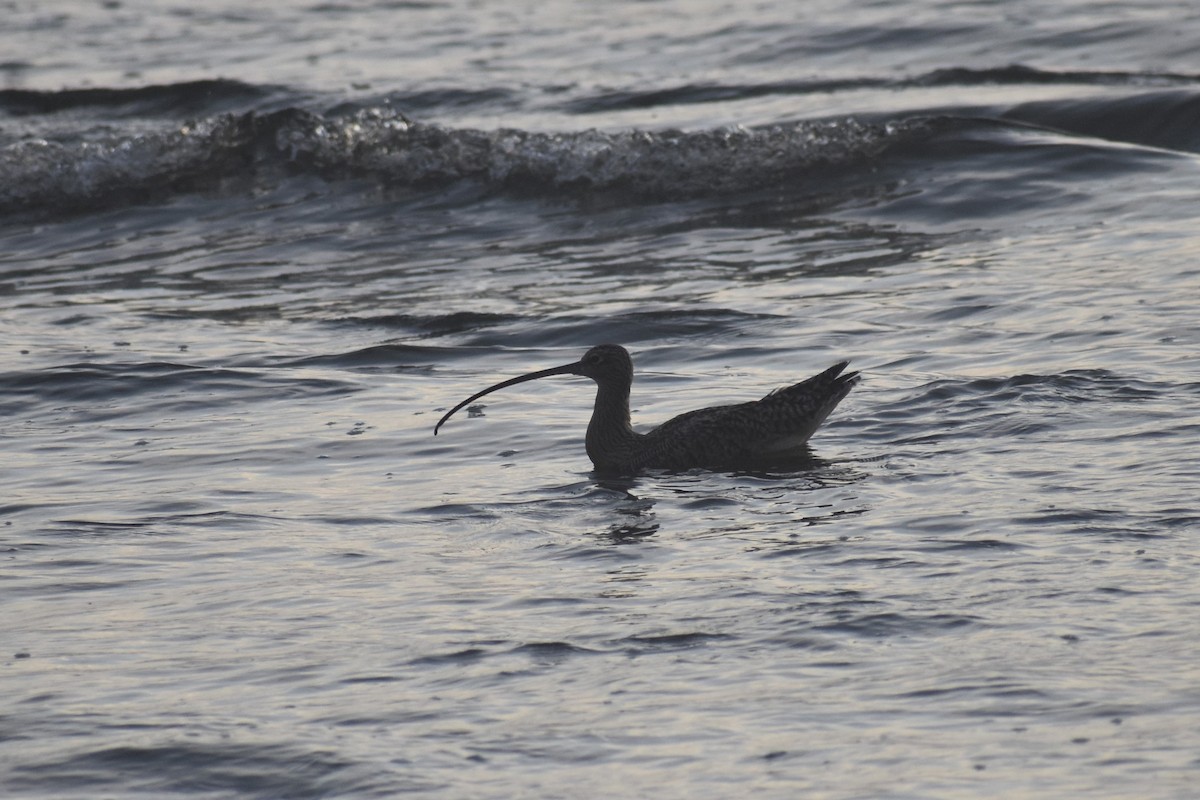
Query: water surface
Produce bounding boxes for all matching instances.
[3,1,1200,797]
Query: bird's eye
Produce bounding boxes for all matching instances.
[585,353,602,364]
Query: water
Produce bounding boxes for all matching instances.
[4,1,1200,797]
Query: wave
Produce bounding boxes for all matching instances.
[0,107,902,215]
[5,65,1194,120]
[0,79,278,118]
[854,369,1169,446]
[5,740,365,798]
[0,361,356,419]
[1002,90,1200,153]
[565,64,1200,114]
[4,68,1200,216]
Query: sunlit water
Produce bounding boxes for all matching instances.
[4,1,1200,798]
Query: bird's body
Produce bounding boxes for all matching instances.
[434,344,859,473]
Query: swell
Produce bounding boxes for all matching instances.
[565,64,1200,114]
[0,361,356,420]
[855,369,1172,446]
[0,108,901,215]
[5,68,1200,216]
[4,65,1193,119]
[0,79,278,118]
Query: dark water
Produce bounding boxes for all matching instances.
[4,1,1200,797]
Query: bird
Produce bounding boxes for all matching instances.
[433,344,859,473]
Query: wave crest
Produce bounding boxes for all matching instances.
[2,107,901,214]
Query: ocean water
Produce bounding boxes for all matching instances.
[3,1,1200,797]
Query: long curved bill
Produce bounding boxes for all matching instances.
[433,360,584,435]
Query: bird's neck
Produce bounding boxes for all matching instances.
[585,380,639,468]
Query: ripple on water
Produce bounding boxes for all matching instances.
[6,741,391,798]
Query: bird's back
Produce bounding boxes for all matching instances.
[636,361,859,469]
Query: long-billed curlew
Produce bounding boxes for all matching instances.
[433,344,859,473]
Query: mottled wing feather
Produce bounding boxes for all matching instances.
[639,362,859,469]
